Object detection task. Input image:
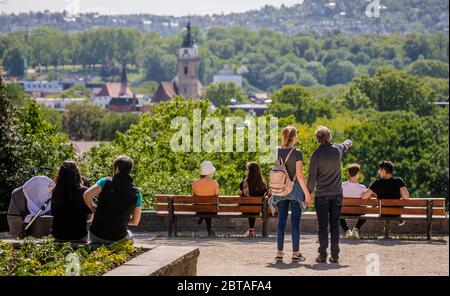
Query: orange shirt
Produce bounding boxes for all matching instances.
[192,177,219,196]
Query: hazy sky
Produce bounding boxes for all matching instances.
[1,0,304,16]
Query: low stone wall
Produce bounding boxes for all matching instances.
[131,211,449,236]
[104,245,200,276]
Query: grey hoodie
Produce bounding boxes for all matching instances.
[307,140,352,197]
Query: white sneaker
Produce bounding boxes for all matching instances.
[352,228,360,239]
[345,229,353,238]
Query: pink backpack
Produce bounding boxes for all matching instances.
[269,148,296,196]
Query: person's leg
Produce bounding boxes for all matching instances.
[314,197,330,258]
[329,195,343,260]
[248,218,256,229]
[290,200,301,253]
[355,219,367,230]
[340,219,350,232]
[205,218,213,236]
[276,200,289,252]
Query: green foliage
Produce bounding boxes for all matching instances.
[0,79,73,209]
[344,69,438,116]
[62,103,106,140]
[2,47,24,77]
[48,84,90,99]
[407,59,449,78]
[345,110,449,197]
[269,85,332,125]
[0,236,142,276]
[97,113,140,141]
[204,82,247,107]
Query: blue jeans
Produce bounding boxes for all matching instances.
[277,200,302,252]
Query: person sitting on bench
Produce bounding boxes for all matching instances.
[340,163,367,239]
[51,161,92,243]
[362,161,409,236]
[83,155,142,245]
[239,161,268,237]
[192,161,219,237]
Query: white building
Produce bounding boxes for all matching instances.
[22,81,64,95]
[213,64,243,87]
[35,98,86,111]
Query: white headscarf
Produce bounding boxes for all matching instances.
[22,176,55,223]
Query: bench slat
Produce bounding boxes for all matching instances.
[193,196,218,204]
[343,199,379,206]
[218,196,263,204]
[341,207,381,215]
[219,205,262,213]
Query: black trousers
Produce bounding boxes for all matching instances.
[315,194,343,258]
[248,218,256,229]
[340,217,367,232]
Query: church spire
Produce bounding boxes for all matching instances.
[182,20,194,48]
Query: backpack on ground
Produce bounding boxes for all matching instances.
[269,148,296,196]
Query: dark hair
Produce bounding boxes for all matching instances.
[245,162,266,195]
[52,160,82,204]
[378,161,394,174]
[113,155,133,175]
[348,163,361,177]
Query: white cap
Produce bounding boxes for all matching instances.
[200,161,216,176]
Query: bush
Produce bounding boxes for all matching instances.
[0,236,142,276]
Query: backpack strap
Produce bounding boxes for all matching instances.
[284,148,296,164]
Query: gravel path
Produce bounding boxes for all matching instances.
[135,233,449,276]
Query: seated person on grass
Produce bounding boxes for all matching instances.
[83,155,142,245]
[340,163,367,239]
[362,160,409,231]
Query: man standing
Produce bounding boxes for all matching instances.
[307,126,352,264]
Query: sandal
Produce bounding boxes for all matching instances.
[292,253,306,262]
[275,251,284,263]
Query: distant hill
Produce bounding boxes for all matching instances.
[0,0,448,35]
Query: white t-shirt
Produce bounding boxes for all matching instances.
[342,181,367,198]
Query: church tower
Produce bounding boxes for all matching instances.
[177,21,201,99]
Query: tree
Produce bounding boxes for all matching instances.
[344,69,437,116]
[403,33,432,61]
[269,85,332,124]
[62,103,106,140]
[326,60,356,85]
[97,113,140,141]
[2,47,24,77]
[407,59,449,79]
[204,82,247,107]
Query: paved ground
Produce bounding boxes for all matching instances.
[134,233,449,276]
[2,231,447,276]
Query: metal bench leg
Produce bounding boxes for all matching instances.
[426,200,433,241]
[262,199,268,238]
[383,220,391,239]
[168,196,174,237]
[173,216,178,237]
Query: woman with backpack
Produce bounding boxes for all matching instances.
[239,161,268,237]
[269,126,312,263]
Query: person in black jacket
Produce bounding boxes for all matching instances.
[51,161,92,243]
[83,155,142,245]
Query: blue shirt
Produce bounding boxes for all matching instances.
[96,177,143,207]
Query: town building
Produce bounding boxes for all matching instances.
[35,97,86,111]
[228,103,268,116]
[248,93,271,104]
[21,80,64,97]
[152,21,203,103]
[213,64,243,87]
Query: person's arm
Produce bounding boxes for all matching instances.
[296,160,312,206]
[215,181,220,196]
[83,184,102,212]
[400,187,410,200]
[128,207,142,226]
[337,139,353,156]
[362,188,376,200]
[307,151,318,194]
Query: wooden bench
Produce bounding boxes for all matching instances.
[341,197,447,240]
[155,195,271,237]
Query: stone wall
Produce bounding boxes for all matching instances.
[130,211,449,236]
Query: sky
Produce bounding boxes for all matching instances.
[0,0,304,16]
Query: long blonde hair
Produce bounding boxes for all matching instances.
[281,126,297,147]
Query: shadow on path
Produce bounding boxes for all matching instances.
[266,262,350,271]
